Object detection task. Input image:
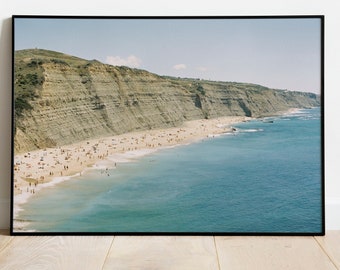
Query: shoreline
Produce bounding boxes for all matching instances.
[13,116,249,230]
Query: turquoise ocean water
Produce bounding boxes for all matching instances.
[17,108,323,233]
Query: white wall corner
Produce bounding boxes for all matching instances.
[326,197,340,230]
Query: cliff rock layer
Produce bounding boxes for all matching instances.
[14,49,321,153]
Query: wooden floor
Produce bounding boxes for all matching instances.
[0,231,339,269]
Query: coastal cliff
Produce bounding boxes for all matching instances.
[14,49,320,153]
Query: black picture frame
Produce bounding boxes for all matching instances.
[11,15,325,235]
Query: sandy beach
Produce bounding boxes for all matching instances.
[13,116,248,226]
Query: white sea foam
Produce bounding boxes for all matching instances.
[236,128,264,133]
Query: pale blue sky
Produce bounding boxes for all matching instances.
[14,17,322,93]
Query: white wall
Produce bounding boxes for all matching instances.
[1,0,339,230]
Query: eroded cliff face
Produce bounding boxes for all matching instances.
[14,49,320,153]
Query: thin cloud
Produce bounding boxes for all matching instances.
[196,66,208,72]
[173,64,187,70]
[106,55,142,68]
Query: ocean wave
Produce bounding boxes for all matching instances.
[235,128,264,133]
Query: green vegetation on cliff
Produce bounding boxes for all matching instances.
[13,49,321,153]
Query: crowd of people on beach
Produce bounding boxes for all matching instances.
[13,116,247,198]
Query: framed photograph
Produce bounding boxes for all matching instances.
[11,15,324,235]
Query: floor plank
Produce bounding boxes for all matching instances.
[0,235,114,270]
[0,230,13,253]
[215,236,337,270]
[103,236,219,270]
[315,231,340,269]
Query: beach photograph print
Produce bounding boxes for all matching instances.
[11,16,324,234]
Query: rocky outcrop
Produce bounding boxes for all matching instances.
[14,49,320,153]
